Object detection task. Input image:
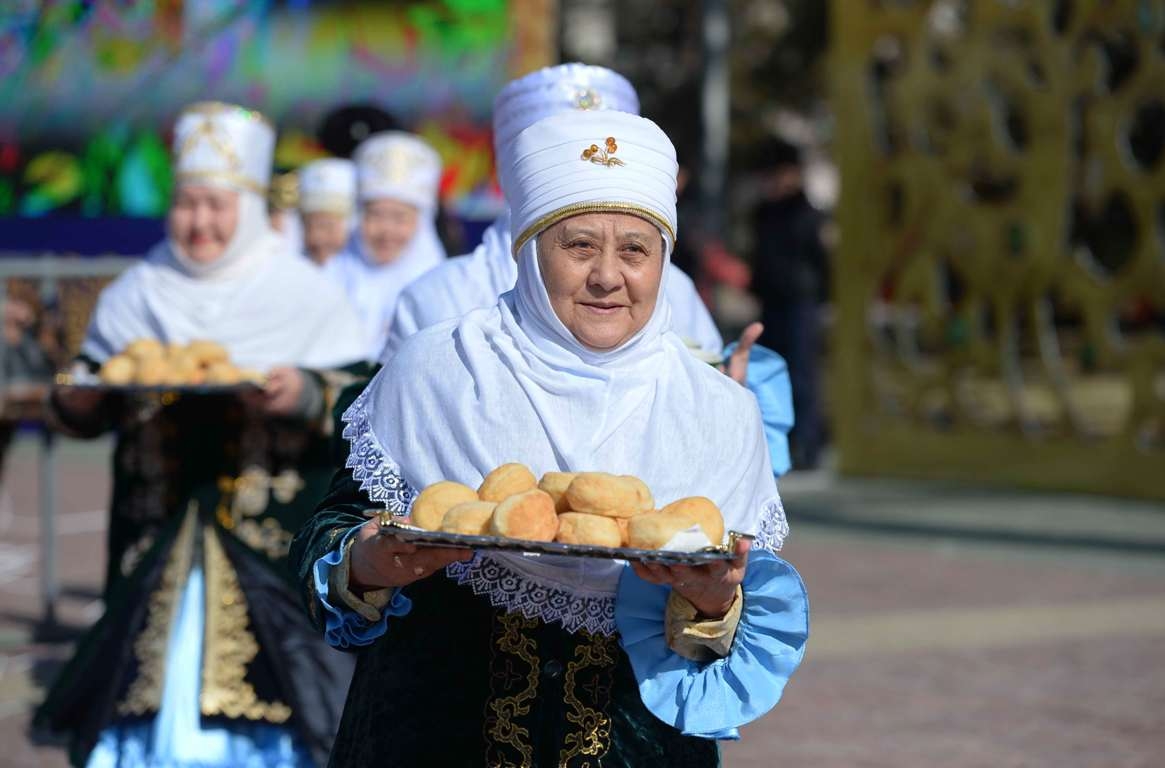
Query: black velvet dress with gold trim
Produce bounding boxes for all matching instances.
[35,367,366,767]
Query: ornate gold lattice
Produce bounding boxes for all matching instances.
[830,1,1165,498]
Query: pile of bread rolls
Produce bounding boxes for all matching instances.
[410,463,725,551]
[98,339,264,387]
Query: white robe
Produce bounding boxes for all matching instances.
[82,212,365,370]
[324,220,445,361]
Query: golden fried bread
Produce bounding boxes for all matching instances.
[489,489,558,541]
[125,338,165,362]
[439,501,496,535]
[538,471,578,513]
[411,481,479,531]
[658,497,725,545]
[627,497,725,550]
[563,472,653,518]
[186,339,230,366]
[615,517,631,546]
[478,463,537,502]
[134,357,168,386]
[626,512,688,550]
[99,355,136,385]
[203,361,241,385]
[166,354,203,385]
[554,512,622,547]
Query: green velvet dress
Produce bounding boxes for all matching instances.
[36,367,366,767]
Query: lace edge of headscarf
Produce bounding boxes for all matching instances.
[446,555,617,636]
[340,386,417,516]
[755,495,790,552]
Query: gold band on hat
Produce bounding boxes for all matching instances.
[175,170,266,195]
[512,200,676,256]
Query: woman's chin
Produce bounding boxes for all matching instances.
[571,325,637,352]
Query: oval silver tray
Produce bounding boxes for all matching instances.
[370,511,745,565]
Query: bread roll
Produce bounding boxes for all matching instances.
[489,489,557,541]
[627,497,725,550]
[99,355,136,385]
[411,481,479,531]
[125,338,165,362]
[204,361,241,385]
[134,357,169,386]
[555,512,622,547]
[166,353,203,385]
[478,463,537,502]
[186,339,230,366]
[563,472,653,518]
[439,501,496,535]
[659,496,725,545]
[615,517,631,547]
[538,471,578,513]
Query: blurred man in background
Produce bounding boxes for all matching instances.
[751,138,827,470]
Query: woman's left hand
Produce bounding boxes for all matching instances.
[630,537,750,619]
[254,366,305,417]
[719,322,763,386]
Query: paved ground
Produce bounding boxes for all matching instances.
[1,435,1164,767]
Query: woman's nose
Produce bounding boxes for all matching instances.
[587,251,623,292]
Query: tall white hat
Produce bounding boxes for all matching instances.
[172,101,275,194]
[298,158,357,215]
[501,110,678,255]
[353,132,442,213]
[492,63,640,166]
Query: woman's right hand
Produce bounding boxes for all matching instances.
[348,519,473,591]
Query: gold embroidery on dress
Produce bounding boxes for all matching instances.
[559,632,617,767]
[200,527,292,723]
[214,467,299,559]
[484,612,540,768]
[117,504,196,716]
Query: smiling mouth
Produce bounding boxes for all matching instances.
[580,302,626,314]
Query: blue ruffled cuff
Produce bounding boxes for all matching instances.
[725,342,794,477]
[312,525,412,649]
[615,548,808,739]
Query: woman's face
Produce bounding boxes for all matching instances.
[303,211,350,265]
[168,185,240,264]
[361,198,420,265]
[537,212,664,351]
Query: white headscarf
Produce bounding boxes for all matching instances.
[346,111,784,634]
[81,102,366,370]
[325,132,446,360]
[381,64,721,361]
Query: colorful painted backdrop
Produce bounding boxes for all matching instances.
[0,0,545,224]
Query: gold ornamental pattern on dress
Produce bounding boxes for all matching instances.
[581,136,623,168]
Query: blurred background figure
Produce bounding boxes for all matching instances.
[297,158,357,267]
[323,132,446,360]
[35,100,363,768]
[267,171,304,256]
[750,137,826,470]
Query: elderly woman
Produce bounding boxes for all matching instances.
[297,158,357,267]
[323,131,446,360]
[36,101,365,768]
[384,63,795,476]
[291,110,807,766]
